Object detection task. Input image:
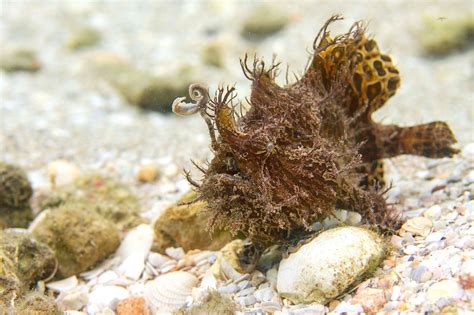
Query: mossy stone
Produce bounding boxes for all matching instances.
[0,229,56,289]
[31,205,121,278]
[40,174,145,231]
[0,253,22,312]
[0,207,34,230]
[418,13,474,55]
[0,162,33,209]
[201,41,225,68]
[187,290,237,315]
[241,4,290,39]
[14,291,59,315]
[0,48,40,72]
[90,55,194,113]
[66,27,101,50]
[153,191,233,252]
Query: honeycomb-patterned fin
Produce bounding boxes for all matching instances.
[350,37,401,115]
[304,30,400,117]
[375,121,460,158]
[359,160,385,190]
[305,33,356,94]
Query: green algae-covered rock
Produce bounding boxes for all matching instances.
[66,27,101,50]
[0,48,40,72]
[201,40,226,68]
[418,13,474,55]
[188,290,237,315]
[0,163,35,230]
[0,162,33,209]
[39,174,145,231]
[89,54,195,113]
[241,4,290,39]
[153,191,233,253]
[0,253,22,313]
[0,229,56,289]
[31,205,121,278]
[0,207,34,230]
[14,291,59,315]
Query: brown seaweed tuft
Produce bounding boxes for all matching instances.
[174,16,458,245]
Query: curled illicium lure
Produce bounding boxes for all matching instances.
[173,16,458,245]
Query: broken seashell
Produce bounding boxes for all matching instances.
[260,301,282,312]
[147,252,171,268]
[117,224,154,260]
[159,260,178,273]
[165,247,185,260]
[46,276,78,292]
[57,288,89,311]
[47,160,81,187]
[86,285,130,313]
[199,270,217,290]
[80,257,120,280]
[116,224,154,280]
[210,239,260,281]
[144,271,198,313]
[401,217,433,237]
[211,255,244,281]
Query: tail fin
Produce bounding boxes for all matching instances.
[376,121,459,158]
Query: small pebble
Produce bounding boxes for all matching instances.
[237,280,251,290]
[463,170,474,185]
[87,286,130,313]
[251,270,266,286]
[346,211,362,225]
[165,247,185,260]
[218,283,239,294]
[425,231,445,243]
[446,211,459,222]
[237,295,257,307]
[137,164,159,183]
[462,143,474,157]
[351,288,386,313]
[47,160,81,187]
[423,205,442,220]
[236,287,256,297]
[426,280,463,303]
[410,265,432,282]
[403,245,419,255]
[390,235,403,249]
[391,286,401,301]
[254,287,274,302]
[116,296,150,315]
[464,200,474,218]
[401,217,433,237]
[147,252,170,268]
[402,232,415,244]
[0,47,40,72]
[266,268,278,287]
[334,301,364,313]
[260,301,281,312]
[58,290,89,311]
